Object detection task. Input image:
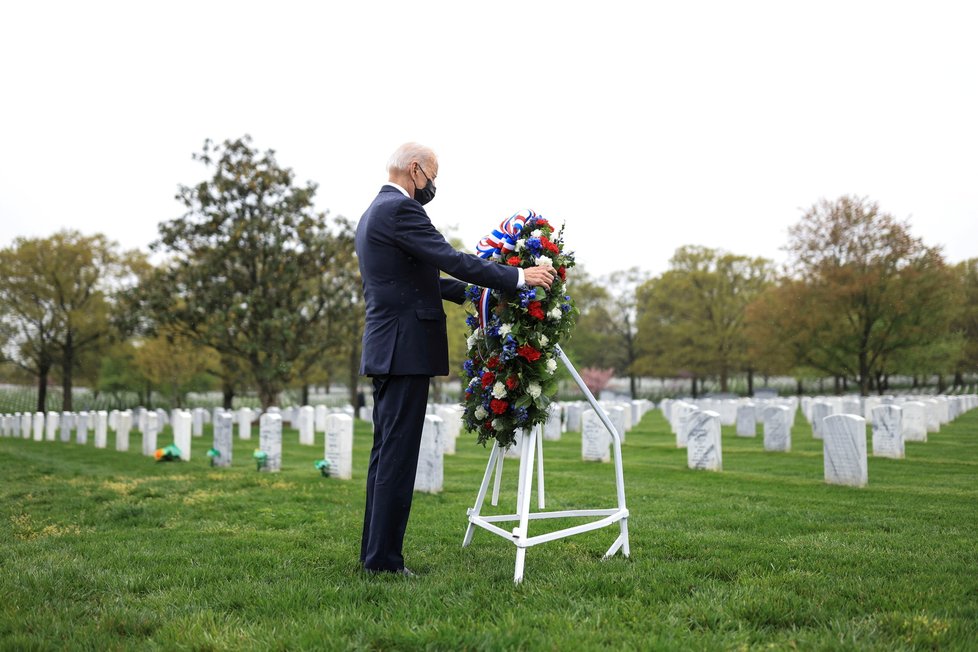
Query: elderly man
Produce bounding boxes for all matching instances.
[356,142,555,575]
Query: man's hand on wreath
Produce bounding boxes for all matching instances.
[524,265,557,290]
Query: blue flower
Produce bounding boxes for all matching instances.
[561,304,571,313]
[465,314,480,329]
[463,360,478,377]
[465,284,482,303]
[526,237,543,257]
[515,407,530,424]
[519,288,536,308]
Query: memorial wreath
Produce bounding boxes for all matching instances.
[461,210,578,448]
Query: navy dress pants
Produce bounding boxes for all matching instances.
[360,374,430,571]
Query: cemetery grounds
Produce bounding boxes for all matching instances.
[1,406,976,651]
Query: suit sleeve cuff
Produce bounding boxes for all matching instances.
[517,268,526,289]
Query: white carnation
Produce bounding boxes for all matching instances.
[474,406,487,420]
[545,358,558,375]
[467,329,482,348]
[548,307,563,320]
[528,382,542,398]
[492,381,508,399]
[538,334,549,347]
[499,323,513,337]
[534,255,553,267]
[531,229,543,237]
[515,240,525,252]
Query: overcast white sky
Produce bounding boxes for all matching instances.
[1,1,976,278]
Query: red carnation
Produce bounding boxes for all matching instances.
[481,371,496,389]
[536,218,551,228]
[490,399,509,415]
[507,256,521,266]
[540,237,560,254]
[557,267,566,281]
[484,420,494,430]
[486,356,500,369]
[506,375,519,390]
[518,344,541,362]
[528,301,545,320]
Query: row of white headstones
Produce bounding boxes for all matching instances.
[0,399,657,494]
[659,394,978,487]
[0,405,359,480]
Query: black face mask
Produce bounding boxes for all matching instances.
[414,165,436,205]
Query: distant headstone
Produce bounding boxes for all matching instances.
[565,403,584,432]
[45,411,59,441]
[238,407,253,440]
[687,410,722,471]
[414,415,444,493]
[22,413,33,440]
[923,400,940,433]
[900,401,927,442]
[719,401,738,426]
[435,405,461,454]
[76,411,89,445]
[673,402,698,448]
[841,398,862,416]
[298,405,315,445]
[358,406,373,423]
[822,414,868,487]
[34,412,45,441]
[581,409,611,463]
[810,401,834,440]
[763,405,791,452]
[143,412,159,456]
[314,405,329,432]
[94,411,108,449]
[212,412,233,467]
[504,429,524,459]
[543,403,563,441]
[735,403,756,437]
[258,413,282,472]
[871,404,903,459]
[115,410,132,452]
[60,412,73,442]
[173,410,192,461]
[192,408,206,437]
[324,413,353,479]
[607,405,626,444]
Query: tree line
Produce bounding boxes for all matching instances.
[2,137,976,412]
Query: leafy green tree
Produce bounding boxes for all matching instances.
[0,231,142,410]
[140,136,358,410]
[772,195,958,395]
[635,246,772,394]
[951,258,978,386]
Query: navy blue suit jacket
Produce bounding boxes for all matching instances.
[356,186,519,377]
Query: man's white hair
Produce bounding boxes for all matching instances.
[387,142,435,173]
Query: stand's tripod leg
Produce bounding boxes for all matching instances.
[536,424,545,510]
[463,442,499,548]
[513,427,537,583]
[491,447,504,507]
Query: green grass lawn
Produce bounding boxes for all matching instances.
[1,408,976,651]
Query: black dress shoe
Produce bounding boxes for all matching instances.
[364,566,416,577]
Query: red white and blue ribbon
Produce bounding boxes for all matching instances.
[474,209,537,330]
[475,209,536,259]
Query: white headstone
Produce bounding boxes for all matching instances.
[298,405,315,445]
[192,408,206,437]
[94,411,108,449]
[822,414,868,487]
[143,412,159,456]
[871,404,903,459]
[504,429,524,459]
[435,405,461,454]
[212,412,233,467]
[324,413,353,479]
[45,411,59,441]
[687,410,722,471]
[581,409,611,463]
[565,403,584,432]
[735,403,756,437]
[116,410,132,452]
[237,407,253,440]
[719,401,738,426]
[108,409,119,431]
[414,415,444,493]
[673,402,698,448]
[76,411,89,445]
[314,405,329,432]
[901,401,927,442]
[258,413,282,472]
[923,400,940,433]
[543,403,563,441]
[22,412,33,440]
[841,398,862,416]
[607,405,626,444]
[763,405,791,452]
[173,410,192,461]
[810,401,834,440]
[34,412,45,441]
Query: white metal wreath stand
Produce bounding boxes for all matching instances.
[462,344,630,583]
